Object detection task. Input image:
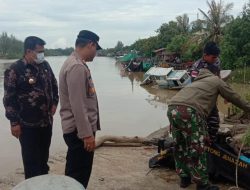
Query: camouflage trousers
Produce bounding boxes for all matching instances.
[167,105,209,185]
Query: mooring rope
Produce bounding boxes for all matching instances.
[228,135,247,190]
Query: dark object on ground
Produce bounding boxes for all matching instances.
[149,137,175,169]
[196,184,219,190]
[149,135,250,190]
[180,177,192,188]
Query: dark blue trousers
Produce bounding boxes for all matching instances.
[19,126,52,179]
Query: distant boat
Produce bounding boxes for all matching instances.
[118,52,138,63]
[142,61,153,72]
[119,53,153,72]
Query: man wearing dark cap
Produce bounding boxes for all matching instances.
[59,30,101,188]
[3,36,59,179]
[189,42,221,141]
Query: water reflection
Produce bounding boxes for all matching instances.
[0,57,249,176]
[119,70,144,93]
[142,85,177,110]
[117,64,177,110]
[116,63,250,114]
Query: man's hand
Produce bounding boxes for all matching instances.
[51,105,57,116]
[11,125,21,138]
[83,136,95,152]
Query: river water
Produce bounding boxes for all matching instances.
[0,56,172,176]
[1,56,250,177]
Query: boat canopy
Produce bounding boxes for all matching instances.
[145,67,173,77]
[166,70,187,80]
[119,53,138,62]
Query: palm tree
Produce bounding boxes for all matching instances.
[191,18,207,33]
[199,0,234,43]
[176,14,190,34]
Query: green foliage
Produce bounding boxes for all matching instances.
[245,93,250,102]
[0,0,244,68]
[0,32,74,59]
[176,14,190,34]
[230,67,250,83]
[166,35,189,54]
[243,128,250,146]
[221,2,250,69]
[45,48,74,56]
[191,19,206,33]
[130,36,160,57]
[182,43,202,62]
[156,21,181,48]
[166,34,202,62]
[198,0,234,43]
[0,32,23,59]
[242,1,250,19]
[114,41,124,52]
[104,0,236,61]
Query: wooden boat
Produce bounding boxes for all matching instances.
[149,132,250,190]
[156,70,192,89]
[141,67,232,89]
[141,67,191,89]
[142,61,153,72]
[141,67,173,85]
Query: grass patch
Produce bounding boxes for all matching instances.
[230,67,250,83]
[242,128,250,146]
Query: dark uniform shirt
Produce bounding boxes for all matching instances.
[190,58,221,140]
[3,59,59,128]
[191,58,221,77]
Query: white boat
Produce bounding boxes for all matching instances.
[141,67,191,89]
[156,70,192,89]
[220,70,232,81]
[140,67,173,85]
[141,67,231,90]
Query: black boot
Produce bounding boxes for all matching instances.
[196,184,219,190]
[180,177,191,188]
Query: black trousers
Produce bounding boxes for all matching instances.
[207,106,220,141]
[63,131,94,188]
[19,125,52,179]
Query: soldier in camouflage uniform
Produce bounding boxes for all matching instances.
[167,69,250,190]
[190,42,221,141]
[167,106,210,188]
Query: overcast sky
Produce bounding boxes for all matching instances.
[0,0,248,49]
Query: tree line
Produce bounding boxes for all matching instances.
[100,0,250,70]
[1,0,249,70]
[0,32,74,59]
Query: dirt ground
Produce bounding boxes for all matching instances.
[0,146,236,190]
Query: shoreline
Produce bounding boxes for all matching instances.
[0,147,232,190]
[0,127,234,190]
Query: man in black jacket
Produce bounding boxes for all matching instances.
[3,36,59,179]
